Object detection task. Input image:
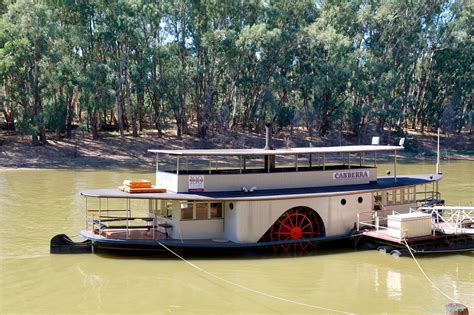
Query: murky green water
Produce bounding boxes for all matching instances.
[0,161,473,314]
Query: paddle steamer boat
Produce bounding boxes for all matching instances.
[55,125,457,256]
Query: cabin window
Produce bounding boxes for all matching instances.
[395,190,401,203]
[180,201,224,220]
[386,191,393,205]
[358,196,363,204]
[210,203,223,218]
[409,186,415,202]
[385,188,415,205]
[374,192,382,210]
[181,202,194,220]
[341,199,347,206]
[195,203,209,220]
[403,187,416,203]
[403,188,409,203]
[166,201,173,217]
[154,200,173,217]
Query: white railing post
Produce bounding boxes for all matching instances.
[357,213,360,232]
[376,216,380,235]
[153,215,156,240]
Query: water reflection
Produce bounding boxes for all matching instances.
[77,265,107,305]
[386,270,402,299]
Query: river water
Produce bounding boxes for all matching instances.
[0,161,473,314]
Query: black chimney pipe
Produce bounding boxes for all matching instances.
[264,123,275,171]
[264,123,273,150]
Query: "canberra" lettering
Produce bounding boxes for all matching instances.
[333,171,369,180]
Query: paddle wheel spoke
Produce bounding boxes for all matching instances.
[301,222,312,230]
[281,223,293,231]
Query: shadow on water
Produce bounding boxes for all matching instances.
[403,250,474,260]
[92,243,360,261]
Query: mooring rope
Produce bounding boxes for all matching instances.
[156,241,354,315]
[402,240,471,308]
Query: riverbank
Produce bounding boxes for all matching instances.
[0,128,472,169]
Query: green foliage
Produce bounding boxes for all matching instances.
[44,100,67,135]
[1,0,472,142]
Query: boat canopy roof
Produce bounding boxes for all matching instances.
[148,145,403,157]
[80,174,441,201]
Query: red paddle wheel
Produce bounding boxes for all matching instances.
[259,206,325,254]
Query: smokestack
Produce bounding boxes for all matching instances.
[264,123,273,150]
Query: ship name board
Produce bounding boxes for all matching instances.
[333,170,369,180]
[188,175,205,192]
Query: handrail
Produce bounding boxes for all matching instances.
[418,206,474,210]
[87,209,130,212]
[356,209,400,232]
[412,206,474,235]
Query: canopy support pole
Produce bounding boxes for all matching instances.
[176,157,180,175]
[239,156,242,174]
[394,150,397,182]
[436,128,440,174]
[156,153,159,172]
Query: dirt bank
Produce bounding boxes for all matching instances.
[0,128,472,170]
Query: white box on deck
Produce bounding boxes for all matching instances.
[387,212,432,240]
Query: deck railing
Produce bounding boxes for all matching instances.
[415,191,441,205]
[412,206,474,235]
[86,209,169,240]
[356,209,400,233]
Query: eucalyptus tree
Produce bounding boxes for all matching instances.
[1,0,57,144]
[430,0,473,134]
[298,1,355,137]
[235,23,284,131]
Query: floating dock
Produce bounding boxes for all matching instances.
[355,206,474,256]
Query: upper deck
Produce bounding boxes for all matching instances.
[81,174,442,201]
[148,145,404,193]
[148,145,403,156]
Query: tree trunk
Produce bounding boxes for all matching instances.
[303,92,312,137]
[116,45,125,137]
[124,70,138,137]
[178,93,188,136]
[137,88,144,132]
[32,134,39,145]
[2,80,15,131]
[66,89,74,138]
[318,89,332,137]
[90,110,99,140]
[153,98,163,137]
[32,50,46,145]
[198,75,214,139]
[175,113,182,140]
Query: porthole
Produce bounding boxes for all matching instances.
[340,199,347,206]
[358,197,363,204]
[229,202,234,210]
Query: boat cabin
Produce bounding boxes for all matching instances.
[80,143,443,252]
